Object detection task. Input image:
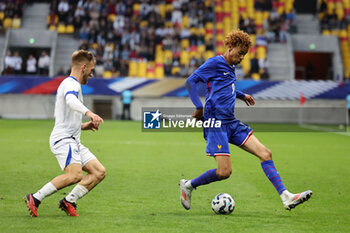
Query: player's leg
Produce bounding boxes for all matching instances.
[69,145,105,194]
[51,163,84,189]
[60,145,105,216]
[241,135,312,210]
[241,135,287,193]
[179,126,229,210]
[215,155,232,179]
[179,156,230,210]
[191,126,230,188]
[59,160,105,216]
[25,141,83,217]
[25,163,83,217]
[240,134,271,162]
[79,159,106,190]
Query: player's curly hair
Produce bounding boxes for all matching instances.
[224,30,252,51]
[71,50,96,66]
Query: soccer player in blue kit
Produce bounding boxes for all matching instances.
[179,30,312,211]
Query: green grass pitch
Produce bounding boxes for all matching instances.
[0,120,349,233]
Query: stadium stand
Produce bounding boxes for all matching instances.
[0,0,24,32]
[42,0,297,80]
[319,0,350,79]
[0,0,302,79]
[0,1,346,82]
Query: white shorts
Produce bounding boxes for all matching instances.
[50,138,97,171]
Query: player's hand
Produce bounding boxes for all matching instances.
[192,108,203,120]
[81,121,99,131]
[243,94,255,106]
[85,111,104,129]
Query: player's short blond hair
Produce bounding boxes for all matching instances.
[71,50,95,67]
[224,30,252,52]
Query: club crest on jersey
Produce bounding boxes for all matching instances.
[217,144,222,150]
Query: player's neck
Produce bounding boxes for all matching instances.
[69,71,83,84]
[222,53,233,66]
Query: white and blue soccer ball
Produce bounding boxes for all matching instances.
[211,193,235,214]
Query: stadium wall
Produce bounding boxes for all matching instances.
[0,94,346,125]
[0,30,58,77]
[291,35,343,80]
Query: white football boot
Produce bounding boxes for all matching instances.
[281,190,313,210]
[179,179,193,210]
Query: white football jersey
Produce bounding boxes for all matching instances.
[50,76,89,145]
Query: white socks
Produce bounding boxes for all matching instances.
[33,182,57,202]
[32,183,88,203]
[65,184,89,203]
[280,190,293,202]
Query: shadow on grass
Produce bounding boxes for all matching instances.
[163,209,291,219]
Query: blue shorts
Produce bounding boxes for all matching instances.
[203,119,253,157]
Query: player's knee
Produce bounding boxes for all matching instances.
[217,168,231,180]
[260,148,272,161]
[95,167,106,181]
[68,171,83,183]
[91,165,106,181]
[74,172,83,183]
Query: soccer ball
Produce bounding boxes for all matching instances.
[211,193,235,214]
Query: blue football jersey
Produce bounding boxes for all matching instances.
[192,55,244,123]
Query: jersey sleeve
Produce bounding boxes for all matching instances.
[63,80,89,114]
[63,80,80,99]
[193,57,217,83]
[185,74,203,109]
[236,90,246,99]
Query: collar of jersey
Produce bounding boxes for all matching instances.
[68,76,79,83]
[219,55,235,72]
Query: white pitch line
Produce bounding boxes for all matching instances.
[0,138,204,146]
[84,140,204,146]
[299,124,350,137]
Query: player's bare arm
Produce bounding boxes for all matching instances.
[243,94,255,106]
[192,108,203,121]
[81,121,99,131]
[85,110,104,129]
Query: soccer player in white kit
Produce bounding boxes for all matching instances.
[25,50,105,217]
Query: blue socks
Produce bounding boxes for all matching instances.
[261,160,286,194]
[190,161,287,194]
[190,169,220,189]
